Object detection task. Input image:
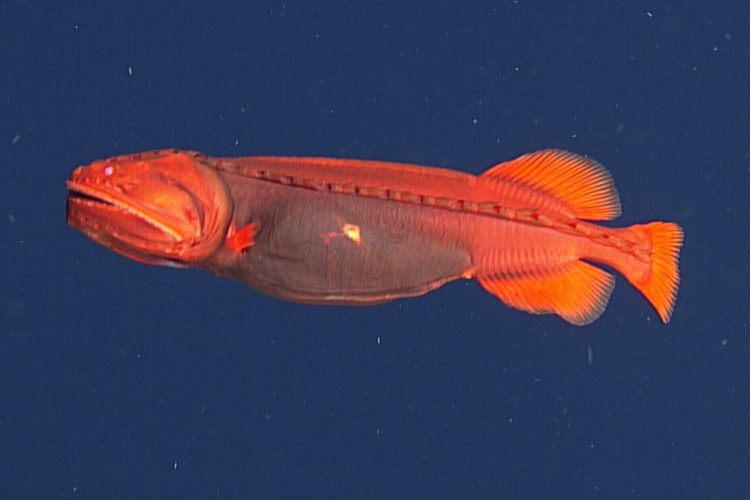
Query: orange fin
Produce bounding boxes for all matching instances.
[621,222,683,323]
[477,260,615,325]
[225,222,258,254]
[481,149,621,220]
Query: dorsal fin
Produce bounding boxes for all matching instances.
[481,149,621,221]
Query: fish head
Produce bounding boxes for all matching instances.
[66,150,233,266]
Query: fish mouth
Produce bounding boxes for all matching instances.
[66,179,195,265]
[66,180,185,242]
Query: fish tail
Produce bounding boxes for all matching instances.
[619,222,683,323]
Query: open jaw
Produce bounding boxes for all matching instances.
[65,180,194,266]
[68,180,187,238]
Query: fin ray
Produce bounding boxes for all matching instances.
[477,260,615,325]
[621,222,683,323]
[481,149,621,220]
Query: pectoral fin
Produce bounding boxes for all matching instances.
[225,222,259,254]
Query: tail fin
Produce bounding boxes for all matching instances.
[623,222,683,323]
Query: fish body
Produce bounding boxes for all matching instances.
[66,149,682,325]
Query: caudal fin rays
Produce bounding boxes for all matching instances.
[620,222,683,323]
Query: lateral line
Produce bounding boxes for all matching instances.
[236,168,638,256]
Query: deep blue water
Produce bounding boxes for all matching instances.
[1,1,748,498]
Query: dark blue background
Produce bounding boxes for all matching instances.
[2,1,747,498]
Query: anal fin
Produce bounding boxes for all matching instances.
[477,260,615,325]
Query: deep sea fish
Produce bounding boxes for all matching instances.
[66,149,682,325]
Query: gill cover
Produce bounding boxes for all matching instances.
[66,150,233,265]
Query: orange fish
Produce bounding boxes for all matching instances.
[66,149,682,325]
